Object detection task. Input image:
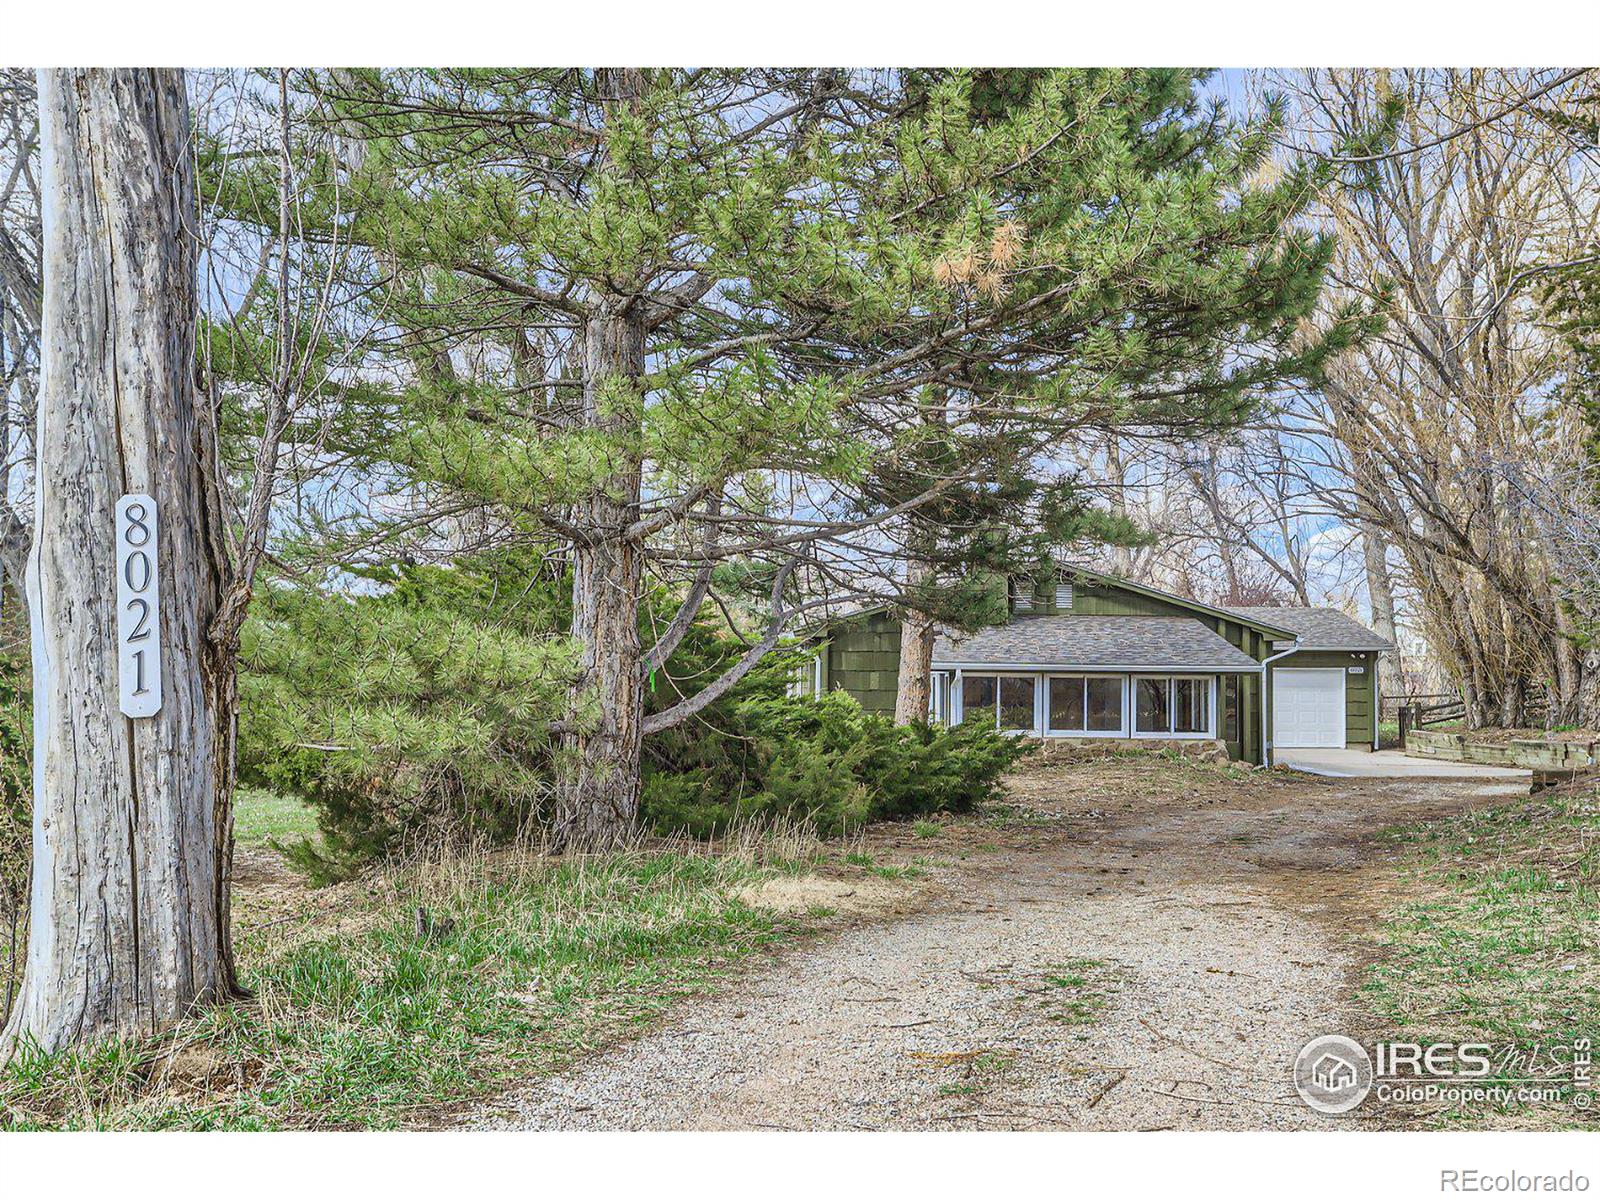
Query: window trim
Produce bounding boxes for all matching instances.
[1043,672,1127,738]
[929,671,951,725]
[1130,673,1217,740]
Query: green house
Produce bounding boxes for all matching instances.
[799,567,1391,765]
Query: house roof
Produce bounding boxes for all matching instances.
[1221,606,1393,651]
[932,616,1262,672]
[1060,566,1302,640]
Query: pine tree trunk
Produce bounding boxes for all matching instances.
[894,554,937,726]
[894,611,937,726]
[553,306,646,852]
[0,69,237,1058]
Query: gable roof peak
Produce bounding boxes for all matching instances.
[1056,565,1302,640]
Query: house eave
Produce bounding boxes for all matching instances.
[930,660,1265,673]
[1278,643,1391,654]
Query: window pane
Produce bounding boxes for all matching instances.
[1049,676,1085,732]
[1135,677,1170,733]
[999,676,1036,732]
[1086,677,1122,732]
[1174,677,1209,734]
[962,675,996,726]
[1224,675,1238,741]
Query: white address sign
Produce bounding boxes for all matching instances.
[115,494,162,718]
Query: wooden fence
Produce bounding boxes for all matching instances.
[1386,689,1551,749]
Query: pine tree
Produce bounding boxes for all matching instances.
[783,70,1367,721]
[257,69,1359,850]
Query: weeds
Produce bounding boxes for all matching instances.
[1037,958,1113,1027]
[0,843,799,1131]
[1364,791,1600,1127]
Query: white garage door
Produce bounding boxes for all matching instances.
[1272,668,1346,749]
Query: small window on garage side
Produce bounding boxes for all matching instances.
[1223,675,1238,742]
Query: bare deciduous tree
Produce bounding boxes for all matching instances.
[1,68,240,1056]
[1276,68,1599,727]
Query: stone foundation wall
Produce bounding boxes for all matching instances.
[1026,737,1232,766]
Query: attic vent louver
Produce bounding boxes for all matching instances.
[1012,578,1035,613]
[1055,582,1073,611]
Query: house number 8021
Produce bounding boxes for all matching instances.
[115,494,162,717]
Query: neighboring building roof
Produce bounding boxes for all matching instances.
[1221,606,1393,651]
[932,616,1262,672]
[1060,565,1302,641]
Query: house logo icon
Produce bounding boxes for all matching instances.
[1294,1035,1373,1114]
[1312,1052,1357,1092]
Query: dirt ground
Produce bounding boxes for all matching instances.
[467,756,1525,1131]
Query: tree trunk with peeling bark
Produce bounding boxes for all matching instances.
[1361,525,1400,702]
[0,68,238,1059]
[893,609,937,727]
[553,307,647,852]
[893,553,937,726]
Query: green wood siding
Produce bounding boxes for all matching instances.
[826,611,901,715]
[1270,649,1377,748]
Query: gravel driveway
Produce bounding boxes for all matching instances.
[469,765,1517,1131]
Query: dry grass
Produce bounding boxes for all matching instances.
[0,807,937,1131]
[0,837,811,1131]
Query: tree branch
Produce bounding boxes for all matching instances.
[642,553,802,736]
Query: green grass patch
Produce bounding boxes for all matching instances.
[1363,792,1600,1126]
[0,846,801,1130]
[233,788,320,848]
[867,861,926,881]
[912,821,943,839]
[1036,958,1113,1027]
[978,802,1061,830]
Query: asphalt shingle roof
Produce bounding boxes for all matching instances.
[931,616,1262,671]
[1221,606,1392,651]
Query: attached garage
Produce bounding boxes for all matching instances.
[1271,667,1346,749]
